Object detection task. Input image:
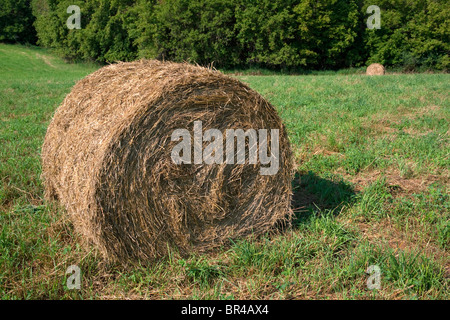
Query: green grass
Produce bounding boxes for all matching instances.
[0,43,448,299]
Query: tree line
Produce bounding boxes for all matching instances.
[1,0,448,70]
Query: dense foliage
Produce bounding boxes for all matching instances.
[3,0,448,70]
[0,0,37,43]
[362,0,449,71]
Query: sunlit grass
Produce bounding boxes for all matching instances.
[0,43,448,299]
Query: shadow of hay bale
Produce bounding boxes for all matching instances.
[291,171,356,226]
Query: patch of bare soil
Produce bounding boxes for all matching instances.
[339,167,448,194]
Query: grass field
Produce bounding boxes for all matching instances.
[0,43,448,300]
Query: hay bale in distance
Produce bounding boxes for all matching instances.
[366,63,385,75]
[41,60,293,263]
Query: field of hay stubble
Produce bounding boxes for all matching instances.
[0,43,448,299]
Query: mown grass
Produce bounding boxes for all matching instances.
[0,43,448,300]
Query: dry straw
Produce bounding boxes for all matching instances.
[366,63,385,75]
[41,60,293,263]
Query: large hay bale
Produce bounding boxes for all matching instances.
[41,60,293,263]
[366,63,385,75]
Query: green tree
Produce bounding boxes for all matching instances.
[362,0,449,70]
[235,0,360,69]
[32,0,142,62]
[0,0,37,43]
[29,0,448,70]
[152,0,240,67]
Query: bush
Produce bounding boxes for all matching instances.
[32,0,142,63]
[151,0,240,68]
[235,0,361,69]
[0,0,37,43]
[363,0,449,71]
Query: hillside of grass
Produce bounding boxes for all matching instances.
[0,44,448,299]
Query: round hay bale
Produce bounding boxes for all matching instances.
[366,63,385,75]
[41,60,293,263]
